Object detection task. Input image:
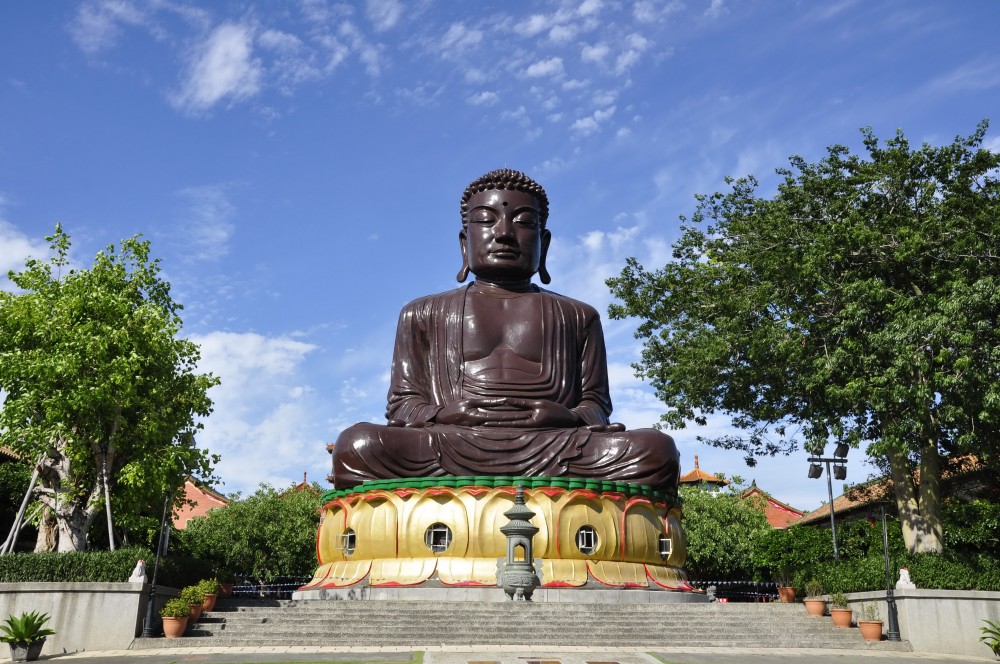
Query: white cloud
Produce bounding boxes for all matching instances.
[615,33,652,74]
[581,42,611,65]
[524,57,565,78]
[68,0,148,54]
[258,29,303,54]
[339,21,383,77]
[570,104,616,135]
[578,0,603,17]
[925,59,1000,93]
[171,23,263,115]
[439,22,484,52]
[549,24,577,44]
[632,0,683,23]
[366,0,403,32]
[467,91,499,106]
[174,185,237,261]
[190,330,330,494]
[517,14,552,37]
[0,202,52,289]
[563,78,588,90]
[705,0,729,19]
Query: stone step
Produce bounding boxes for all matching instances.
[132,599,909,652]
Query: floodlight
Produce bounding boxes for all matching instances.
[834,442,850,458]
[808,463,823,479]
[833,464,847,480]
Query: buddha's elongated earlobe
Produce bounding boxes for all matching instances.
[457,229,470,282]
[538,229,552,284]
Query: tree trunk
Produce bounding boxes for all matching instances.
[886,444,944,554]
[31,440,101,552]
[34,508,56,553]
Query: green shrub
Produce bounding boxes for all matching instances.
[0,546,151,583]
[196,578,219,596]
[0,544,216,589]
[179,585,203,605]
[159,598,190,618]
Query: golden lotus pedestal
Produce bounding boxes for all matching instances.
[299,477,696,600]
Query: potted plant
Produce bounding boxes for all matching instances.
[198,578,220,612]
[858,602,884,641]
[980,619,1000,657]
[829,591,852,628]
[180,585,205,622]
[803,578,826,617]
[217,570,235,598]
[1,611,55,662]
[159,599,190,639]
[773,569,796,603]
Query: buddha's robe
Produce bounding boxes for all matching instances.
[331,284,679,491]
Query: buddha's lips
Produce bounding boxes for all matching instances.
[489,249,520,258]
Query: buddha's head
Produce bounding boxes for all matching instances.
[457,169,551,284]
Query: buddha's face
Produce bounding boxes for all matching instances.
[461,189,550,282]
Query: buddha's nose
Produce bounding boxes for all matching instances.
[494,215,515,238]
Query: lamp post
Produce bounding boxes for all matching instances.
[880,503,902,641]
[807,443,849,562]
[141,492,173,638]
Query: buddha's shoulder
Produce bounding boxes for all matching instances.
[536,287,599,317]
[399,287,467,314]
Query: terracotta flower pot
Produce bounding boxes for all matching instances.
[201,593,217,612]
[831,607,853,628]
[162,617,188,638]
[804,598,826,616]
[859,620,884,641]
[777,586,796,603]
[218,582,234,598]
[188,603,203,623]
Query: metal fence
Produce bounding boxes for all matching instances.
[231,575,313,599]
[687,579,779,602]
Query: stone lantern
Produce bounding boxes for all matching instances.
[497,485,542,601]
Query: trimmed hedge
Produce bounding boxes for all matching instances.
[0,545,214,588]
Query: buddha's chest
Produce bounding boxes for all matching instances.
[462,294,543,364]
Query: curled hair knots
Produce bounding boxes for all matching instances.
[460,168,549,227]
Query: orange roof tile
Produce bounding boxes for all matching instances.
[679,454,729,486]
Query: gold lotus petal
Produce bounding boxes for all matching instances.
[437,557,498,586]
[319,560,372,588]
[540,559,588,587]
[370,557,437,586]
[587,560,649,588]
[645,563,687,589]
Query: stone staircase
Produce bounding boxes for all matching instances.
[132,598,911,651]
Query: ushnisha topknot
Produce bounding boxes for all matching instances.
[461,168,549,228]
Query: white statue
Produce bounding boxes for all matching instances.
[128,559,147,584]
[896,567,916,589]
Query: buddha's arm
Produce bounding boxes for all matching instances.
[385,304,443,425]
[572,311,615,427]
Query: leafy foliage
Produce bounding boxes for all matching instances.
[608,121,1000,554]
[981,619,1000,657]
[177,483,321,580]
[679,483,771,580]
[0,611,55,644]
[0,225,220,550]
[159,598,190,619]
[0,545,213,588]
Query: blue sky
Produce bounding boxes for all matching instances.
[1,0,998,510]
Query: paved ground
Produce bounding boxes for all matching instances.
[43,646,996,664]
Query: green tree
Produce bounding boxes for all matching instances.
[680,481,771,580]
[179,484,321,580]
[0,225,219,551]
[608,121,1000,554]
